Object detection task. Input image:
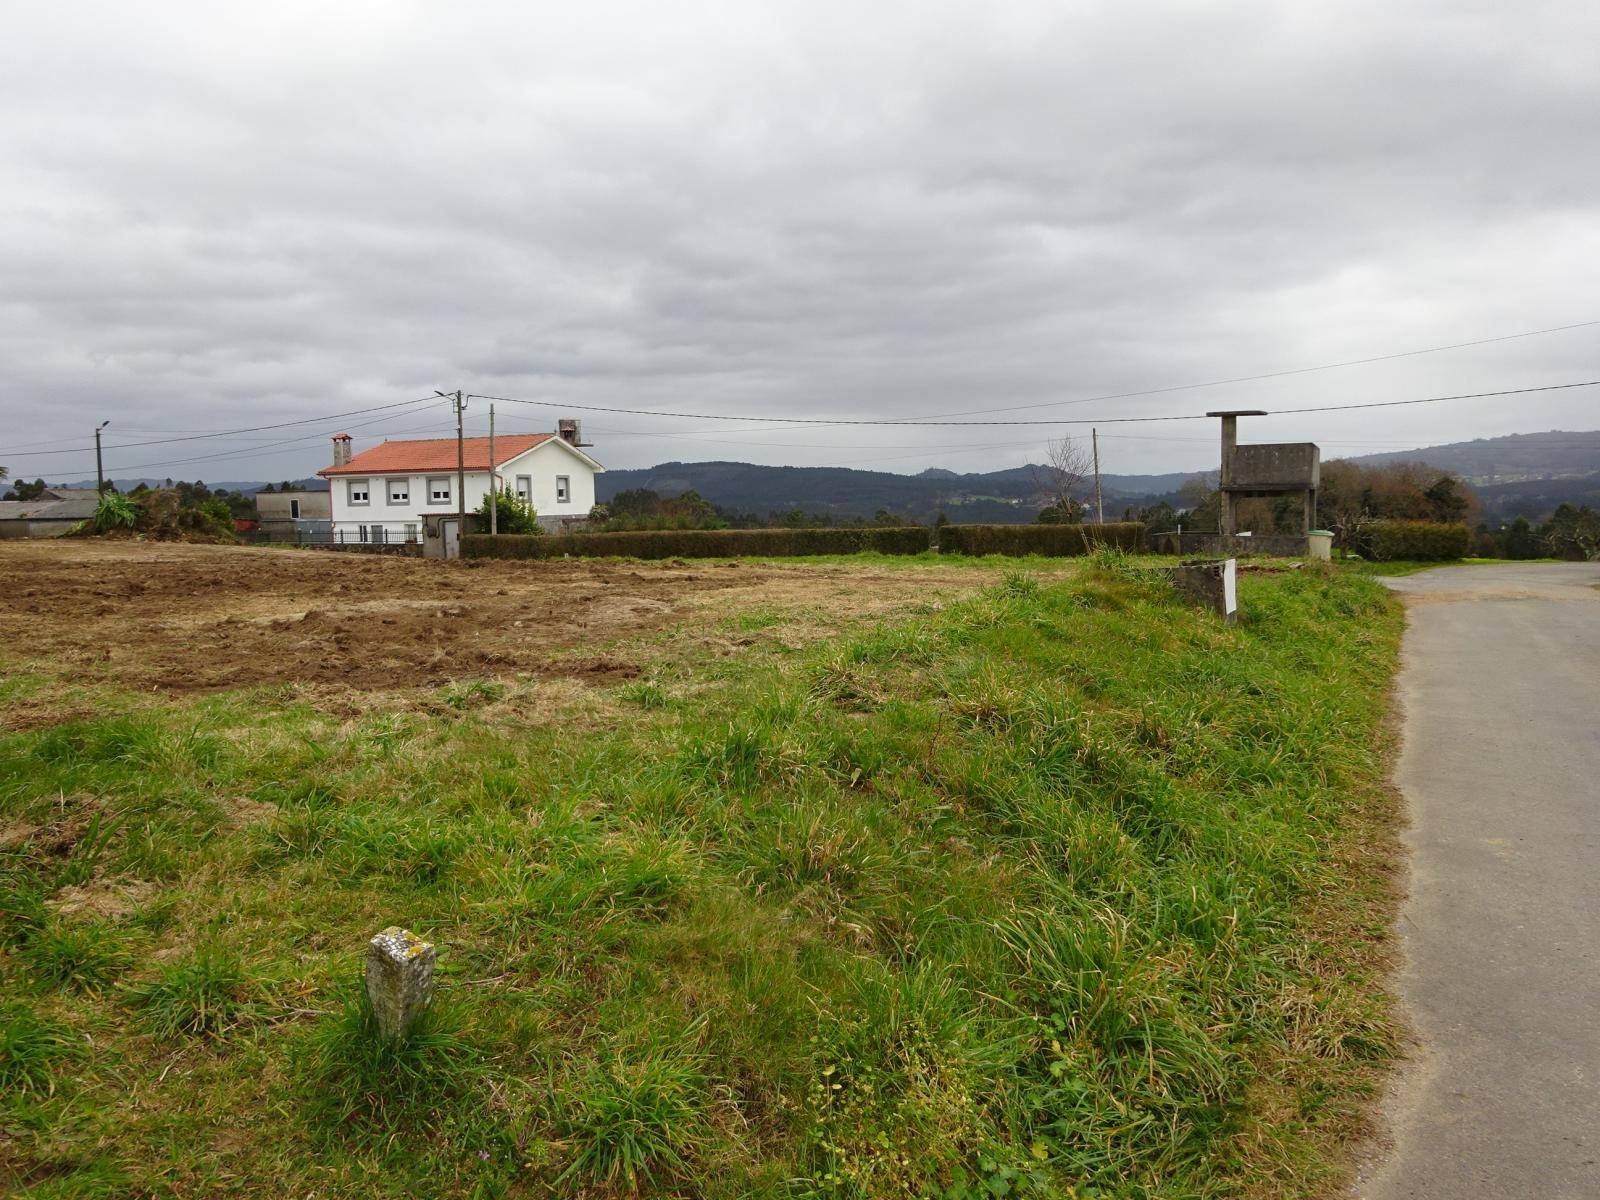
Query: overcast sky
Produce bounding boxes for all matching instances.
[2,0,1597,485]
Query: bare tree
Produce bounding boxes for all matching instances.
[1031,436,1093,523]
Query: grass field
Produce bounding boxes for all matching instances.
[1,545,1405,1198]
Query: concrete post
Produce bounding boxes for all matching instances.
[1218,415,1237,535]
[365,927,436,1040]
[1172,558,1238,623]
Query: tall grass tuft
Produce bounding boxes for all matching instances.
[556,1052,712,1191]
[299,986,484,1136]
[0,1001,78,1094]
[126,943,259,1037]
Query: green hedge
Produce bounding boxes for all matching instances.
[1363,520,1472,561]
[461,526,932,560]
[937,522,1146,557]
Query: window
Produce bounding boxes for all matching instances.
[404,523,419,544]
[347,479,370,505]
[515,475,532,501]
[428,477,451,504]
[387,478,409,505]
[556,475,570,504]
[289,498,300,519]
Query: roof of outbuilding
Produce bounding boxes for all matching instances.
[0,497,99,521]
[319,434,554,477]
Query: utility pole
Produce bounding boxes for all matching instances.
[1091,427,1104,525]
[435,390,468,555]
[94,420,110,494]
[454,390,466,542]
[488,403,497,535]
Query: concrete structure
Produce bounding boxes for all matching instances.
[1153,530,1332,559]
[254,488,331,541]
[0,490,99,538]
[1170,558,1238,623]
[1202,410,1321,556]
[318,421,603,551]
[365,927,436,1041]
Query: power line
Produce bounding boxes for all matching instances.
[903,318,1600,420]
[469,379,1600,428]
[0,395,446,458]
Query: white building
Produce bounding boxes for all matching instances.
[318,421,604,545]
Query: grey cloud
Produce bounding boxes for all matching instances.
[2,0,1597,484]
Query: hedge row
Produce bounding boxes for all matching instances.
[1363,520,1472,561]
[936,522,1147,557]
[461,526,933,560]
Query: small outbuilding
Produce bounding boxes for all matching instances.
[0,491,99,539]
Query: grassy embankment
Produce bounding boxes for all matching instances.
[2,556,1403,1198]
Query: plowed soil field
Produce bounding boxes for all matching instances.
[0,541,996,705]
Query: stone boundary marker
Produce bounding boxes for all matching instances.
[1170,558,1238,623]
[366,927,436,1040]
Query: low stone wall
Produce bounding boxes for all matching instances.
[1152,532,1315,558]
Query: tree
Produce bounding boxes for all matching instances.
[475,487,541,534]
[1031,437,1091,524]
[1502,516,1542,559]
[1540,504,1600,561]
[3,477,48,502]
[1177,473,1221,532]
[1126,500,1179,533]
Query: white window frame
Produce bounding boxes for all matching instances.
[515,474,532,502]
[427,476,451,504]
[347,479,370,506]
[386,477,409,505]
[404,523,419,543]
[555,475,570,504]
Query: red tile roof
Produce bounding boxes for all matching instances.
[320,434,553,476]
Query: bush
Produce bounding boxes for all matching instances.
[1361,520,1472,562]
[463,526,931,560]
[93,491,138,531]
[936,522,1145,557]
[475,487,541,534]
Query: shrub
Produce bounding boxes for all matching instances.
[475,487,541,534]
[463,526,931,560]
[936,522,1145,557]
[93,491,138,531]
[1361,520,1472,562]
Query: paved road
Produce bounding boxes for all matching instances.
[1360,563,1600,1199]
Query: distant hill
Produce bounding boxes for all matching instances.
[597,431,1600,524]
[1348,430,1600,484]
[596,460,1189,524]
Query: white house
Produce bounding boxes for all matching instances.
[318,420,604,544]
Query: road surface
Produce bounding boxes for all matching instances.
[1361,562,1600,1199]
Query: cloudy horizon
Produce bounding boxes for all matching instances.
[3,0,1597,486]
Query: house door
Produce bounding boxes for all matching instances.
[441,518,460,560]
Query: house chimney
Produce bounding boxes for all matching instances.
[332,432,353,467]
[558,418,582,447]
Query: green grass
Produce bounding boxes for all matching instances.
[0,560,1404,1198]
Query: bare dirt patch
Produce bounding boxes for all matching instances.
[0,542,1004,707]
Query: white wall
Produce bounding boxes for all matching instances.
[328,440,599,539]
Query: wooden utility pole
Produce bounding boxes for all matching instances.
[488,403,497,535]
[94,420,110,494]
[1091,427,1104,525]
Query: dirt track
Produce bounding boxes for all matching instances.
[0,541,994,708]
